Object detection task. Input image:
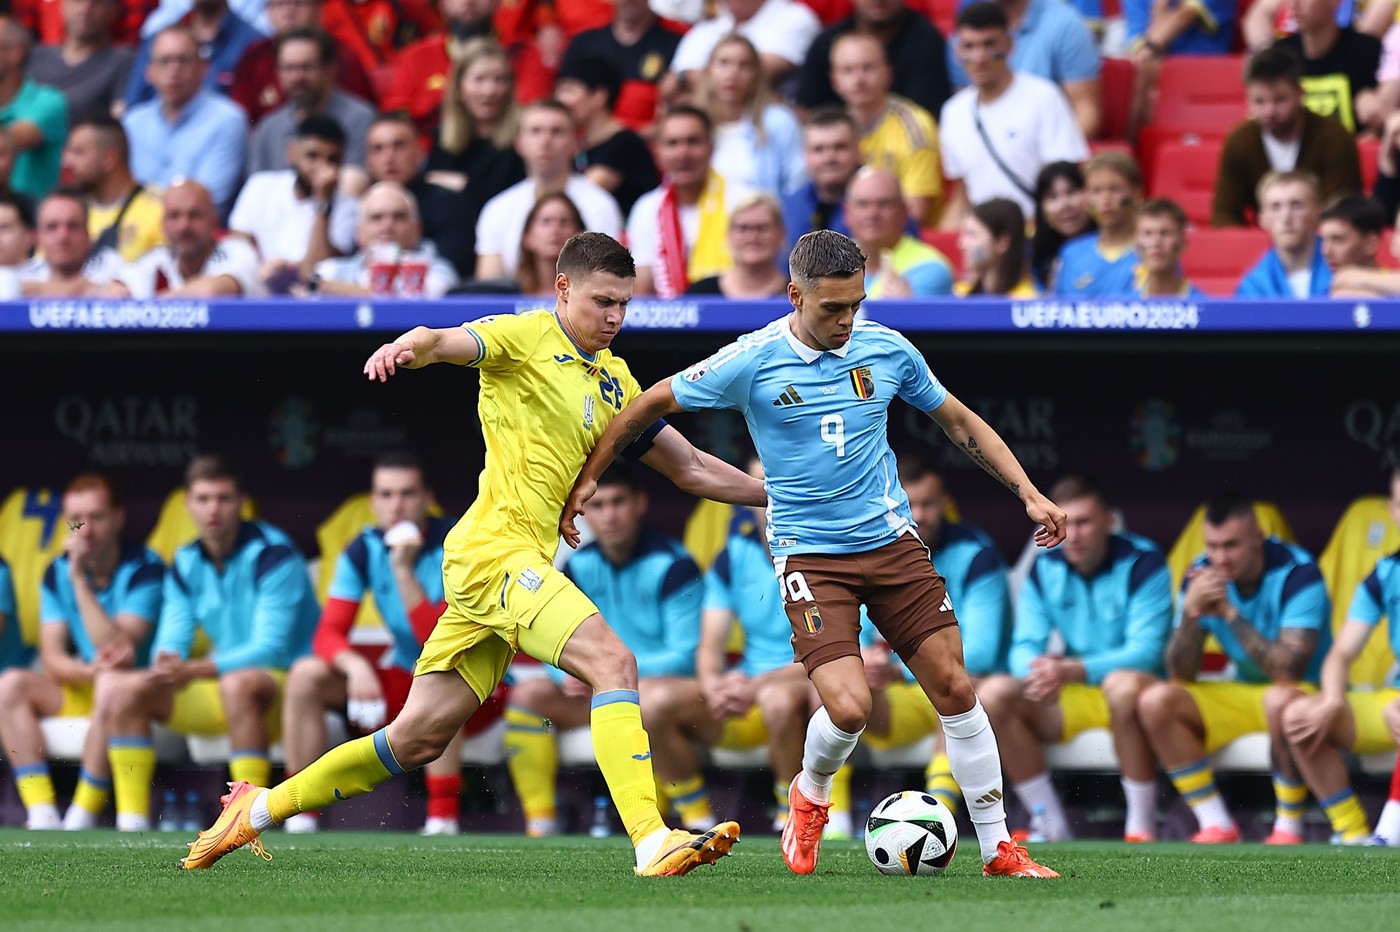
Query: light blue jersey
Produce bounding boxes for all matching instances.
[671,315,947,557]
[327,516,452,672]
[706,513,795,677]
[1180,538,1331,684]
[154,521,320,674]
[1053,234,1138,298]
[561,529,703,679]
[1015,533,1172,683]
[0,556,31,672]
[40,542,164,666]
[1348,550,1400,680]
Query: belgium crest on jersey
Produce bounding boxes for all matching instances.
[849,366,875,400]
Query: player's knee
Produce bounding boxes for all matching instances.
[219,670,276,712]
[1102,671,1151,715]
[101,672,151,718]
[578,641,638,693]
[508,676,560,714]
[1262,684,1303,725]
[638,678,691,721]
[0,669,30,707]
[1136,681,1182,727]
[824,688,872,734]
[389,721,457,770]
[975,674,1022,716]
[1280,697,1311,741]
[758,685,803,729]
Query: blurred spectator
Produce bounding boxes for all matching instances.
[12,0,155,47]
[0,17,70,202]
[670,0,821,86]
[1125,0,1236,134]
[122,28,248,215]
[955,197,1036,296]
[27,0,135,122]
[560,0,681,131]
[0,190,34,297]
[626,106,756,296]
[62,117,165,262]
[781,106,861,248]
[1372,110,1400,217]
[365,113,476,277]
[1242,0,1363,52]
[1331,211,1400,295]
[311,181,459,297]
[1053,151,1141,297]
[939,3,1088,229]
[686,192,788,297]
[246,28,375,175]
[138,0,272,34]
[948,0,1101,140]
[554,55,657,217]
[426,37,524,204]
[796,0,951,117]
[230,0,373,125]
[107,180,262,298]
[847,166,953,297]
[695,34,806,199]
[1029,161,1093,289]
[514,191,584,294]
[1236,170,1332,297]
[830,32,940,226]
[21,189,125,295]
[1318,192,1384,274]
[125,0,262,108]
[1132,198,1206,298]
[1274,0,1381,133]
[317,0,439,78]
[1212,47,1360,227]
[230,115,359,290]
[474,100,622,279]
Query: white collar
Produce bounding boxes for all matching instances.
[782,312,852,363]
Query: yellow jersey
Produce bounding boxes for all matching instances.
[447,309,644,565]
[88,187,166,262]
[861,95,942,226]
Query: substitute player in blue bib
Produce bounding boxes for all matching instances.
[565,229,1067,878]
[1138,494,1330,845]
[0,474,163,830]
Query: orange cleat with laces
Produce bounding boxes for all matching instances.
[781,774,829,875]
[180,781,271,870]
[1190,824,1242,844]
[982,840,1060,878]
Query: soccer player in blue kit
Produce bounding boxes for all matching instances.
[564,230,1066,878]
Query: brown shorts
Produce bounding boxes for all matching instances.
[776,531,961,674]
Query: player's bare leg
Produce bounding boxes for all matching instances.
[907,628,1058,877]
[421,730,466,835]
[641,677,721,830]
[279,656,345,833]
[1282,694,1373,844]
[64,673,118,830]
[503,677,588,837]
[1138,682,1239,843]
[1262,684,1310,844]
[0,671,66,829]
[1102,670,1160,841]
[978,674,1073,841]
[1374,700,1400,845]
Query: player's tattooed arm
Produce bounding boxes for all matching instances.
[1224,613,1317,682]
[956,434,1022,496]
[610,418,648,458]
[1164,615,1207,680]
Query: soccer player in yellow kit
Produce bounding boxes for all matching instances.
[182,232,765,876]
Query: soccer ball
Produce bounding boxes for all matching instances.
[865,791,958,877]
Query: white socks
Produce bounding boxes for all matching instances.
[939,700,1012,862]
[1013,773,1072,841]
[115,813,150,832]
[249,790,274,832]
[26,803,61,830]
[634,826,671,870]
[797,707,863,804]
[1374,800,1400,845]
[1121,777,1157,838]
[1188,792,1234,832]
[62,806,98,831]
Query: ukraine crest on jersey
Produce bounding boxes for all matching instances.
[671,315,948,557]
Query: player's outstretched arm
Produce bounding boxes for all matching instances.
[640,425,767,507]
[929,391,1066,548]
[363,326,483,381]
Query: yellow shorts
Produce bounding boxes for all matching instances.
[1348,689,1400,754]
[1059,683,1111,741]
[862,681,939,751]
[718,704,769,750]
[58,682,94,717]
[166,671,287,739]
[1182,681,1315,753]
[421,547,596,703]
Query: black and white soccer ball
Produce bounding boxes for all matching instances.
[865,791,958,876]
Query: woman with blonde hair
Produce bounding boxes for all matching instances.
[515,192,586,295]
[695,34,806,199]
[428,37,524,200]
[686,193,789,298]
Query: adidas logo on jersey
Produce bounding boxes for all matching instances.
[772,385,804,406]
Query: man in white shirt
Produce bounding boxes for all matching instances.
[938,2,1088,228]
[669,0,820,85]
[474,100,623,280]
[313,182,459,298]
[229,114,359,292]
[105,181,262,299]
[22,191,125,296]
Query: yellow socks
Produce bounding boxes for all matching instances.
[71,769,112,816]
[109,737,157,826]
[504,706,559,826]
[14,763,56,811]
[829,763,853,816]
[590,689,665,846]
[266,728,402,824]
[1167,758,1232,830]
[1321,788,1371,842]
[229,749,272,789]
[1273,773,1309,834]
[666,774,713,830]
[926,751,962,815]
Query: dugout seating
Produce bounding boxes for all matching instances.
[0,486,73,647]
[1317,496,1400,688]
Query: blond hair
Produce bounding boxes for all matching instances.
[438,38,519,156]
[694,33,770,147]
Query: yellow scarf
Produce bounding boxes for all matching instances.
[687,169,732,282]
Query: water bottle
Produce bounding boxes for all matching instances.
[588,796,612,838]
[180,790,203,833]
[1027,804,1049,844]
[159,790,181,832]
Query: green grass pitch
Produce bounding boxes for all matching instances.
[3,830,1399,931]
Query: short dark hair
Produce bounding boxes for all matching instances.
[277,26,337,67]
[803,105,859,135]
[1138,197,1188,232]
[1204,493,1254,526]
[789,230,866,289]
[1244,46,1302,86]
[370,112,417,136]
[295,113,347,148]
[897,454,942,488]
[1320,194,1387,237]
[557,231,635,281]
[373,450,426,480]
[597,463,641,491]
[73,115,129,163]
[40,188,90,224]
[65,472,123,510]
[1049,474,1111,510]
[520,98,577,131]
[661,104,713,137]
[556,55,624,110]
[185,454,242,491]
[955,1,1009,32]
[0,190,35,230]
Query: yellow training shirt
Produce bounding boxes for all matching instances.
[860,95,943,226]
[88,187,166,262]
[446,309,644,564]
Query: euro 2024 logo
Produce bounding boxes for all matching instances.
[1129,399,1181,471]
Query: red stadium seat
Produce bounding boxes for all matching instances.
[1089,139,1134,159]
[1148,139,1224,228]
[1181,227,1270,296]
[920,228,963,278]
[1097,58,1134,142]
[1139,55,1245,186]
[918,0,959,37]
[1359,136,1380,194]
